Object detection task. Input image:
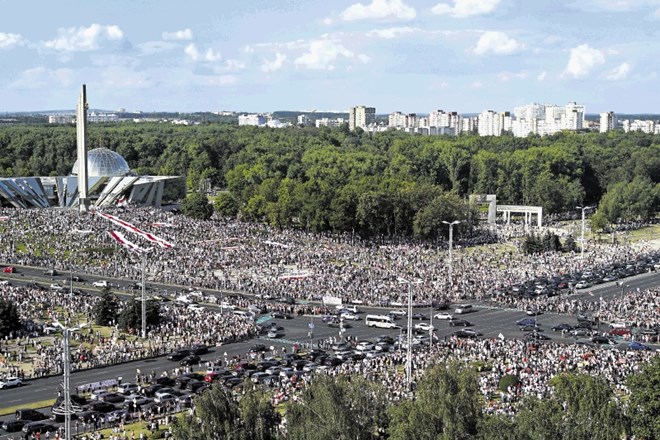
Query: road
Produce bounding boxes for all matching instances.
[0,265,658,413]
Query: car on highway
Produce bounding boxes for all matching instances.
[267,329,282,338]
[449,319,472,327]
[524,332,551,341]
[1,419,26,432]
[117,383,139,394]
[628,341,650,351]
[71,275,85,282]
[43,269,58,276]
[92,280,109,288]
[15,409,48,421]
[516,318,537,326]
[389,309,406,317]
[552,323,574,332]
[49,283,64,291]
[574,280,591,289]
[434,312,453,320]
[519,324,543,332]
[180,354,201,366]
[340,312,360,321]
[453,329,482,338]
[454,304,474,314]
[22,421,57,436]
[414,322,434,331]
[167,349,190,361]
[3,266,16,273]
[271,311,293,319]
[0,376,23,389]
[411,312,427,320]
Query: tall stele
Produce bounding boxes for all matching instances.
[76,84,89,212]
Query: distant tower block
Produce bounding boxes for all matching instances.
[76,84,89,212]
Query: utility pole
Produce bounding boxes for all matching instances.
[576,206,593,260]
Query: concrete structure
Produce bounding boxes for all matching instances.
[349,106,375,131]
[238,113,266,126]
[316,117,345,128]
[622,119,659,134]
[600,112,615,133]
[478,110,511,136]
[470,194,543,227]
[0,85,183,210]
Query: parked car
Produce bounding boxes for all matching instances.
[1,419,26,432]
[15,409,48,421]
[434,312,453,320]
[117,383,139,394]
[92,280,109,288]
[449,319,472,327]
[180,354,201,366]
[22,421,57,435]
[552,323,574,332]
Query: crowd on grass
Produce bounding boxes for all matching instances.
[0,206,658,438]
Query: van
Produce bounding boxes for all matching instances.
[454,304,473,314]
[15,409,47,421]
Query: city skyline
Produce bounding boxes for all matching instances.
[1,0,660,113]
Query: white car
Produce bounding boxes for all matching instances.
[155,393,177,403]
[49,284,64,291]
[414,323,435,331]
[0,376,22,389]
[434,312,453,320]
[575,281,591,289]
[340,312,360,321]
[609,322,629,329]
[92,280,109,288]
[389,309,406,316]
[220,302,236,311]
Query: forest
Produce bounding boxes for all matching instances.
[0,123,658,238]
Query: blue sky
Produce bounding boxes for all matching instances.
[1,0,659,114]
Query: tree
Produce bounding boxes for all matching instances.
[0,298,21,338]
[287,374,388,440]
[214,191,239,217]
[238,384,280,440]
[117,299,161,333]
[92,290,119,326]
[181,191,214,220]
[171,382,241,440]
[627,356,660,440]
[388,362,482,440]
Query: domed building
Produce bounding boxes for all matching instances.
[0,147,184,209]
[71,148,131,177]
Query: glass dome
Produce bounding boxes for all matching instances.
[71,147,130,177]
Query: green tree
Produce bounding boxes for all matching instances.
[0,298,21,338]
[214,191,239,217]
[388,362,482,440]
[92,290,120,326]
[117,299,161,333]
[171,383,241,439]
[627,356,660,440]
[287,374,388,440]
[181,191,214,220]
[238,384,280,440]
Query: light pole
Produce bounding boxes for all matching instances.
[52,320,87,440]
[576,206,593,260]
[398,276,418,392]
[141,251,147,339]
[442,220,461,299]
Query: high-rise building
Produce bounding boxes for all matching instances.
[478,110,511,136]
[349,106,376,130]
[600,112,615,133]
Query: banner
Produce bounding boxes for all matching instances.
[108,230,145,253]
[97,212,174,249]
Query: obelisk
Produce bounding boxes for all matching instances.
[76,84,89,212]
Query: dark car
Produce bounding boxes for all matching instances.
[519,324,543,332]
[43,269,59,276]
[86,401,117,413]
[15,409,48,421]
[250,344,267,353]
[186,379,207,392]
[141,383,165,397]
[516,318,537,326]
[190,344,209,355]
[552,323,574,332]
[2,419,26,432]
[449,319,472,327]
[323,357,343,367]
[411,313,427,320]
[180,354,201,366]
[167,349,190,361]
[154,376,176,386]
[99,392,125,404]
[22,421,57,435]
[71,275,85,282]
[525,332,551,341]
[592,335,613,345]
[453,329,482,338]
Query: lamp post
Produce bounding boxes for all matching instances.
[52,320,87,440]
[398,276,418,392]
[141,250,147,339]
[442,220,461,298]
[576,206,593,260]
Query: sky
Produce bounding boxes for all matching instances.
[0,0,659,114]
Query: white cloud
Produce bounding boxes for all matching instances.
[432,0,501,17]
[10,67,74,89]
[44,24,123,51]
[571,0,660,12]
[102,67,151,89]
[162,29,193,41]
[0,32,23,49]
[563,44,605,78]
[605,62,631,80]
[498,70,528,81]
[261,53,287,72]
[537,71,547,81]
[473,31,522,55]
[294,39,368,70]
[340,0,416,21]
[366,26,419,39]
[471,81,483,88]
[185,43,221,62]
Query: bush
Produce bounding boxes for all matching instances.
[498,374,520,392]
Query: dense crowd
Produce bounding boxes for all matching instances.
[1,207,657,310]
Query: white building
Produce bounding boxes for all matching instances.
[599,112,616,133]
[388,111,406,128]
[238,114,267,126]
[349,106,376,130]
[622,119,658,134]
[478,110,511,136]
[87,112,119,123]
[297,114,310,126]
[316,117,345,128]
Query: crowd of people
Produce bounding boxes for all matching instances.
[0,205,658,438]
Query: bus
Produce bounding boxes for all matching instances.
[365,314,397,329]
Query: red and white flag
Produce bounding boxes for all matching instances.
[108,230,145,253]
[98,212,174,249]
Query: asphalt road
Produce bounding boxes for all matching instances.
[0,265,658,414]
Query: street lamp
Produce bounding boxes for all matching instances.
[442,220,461,297]
[51,319,87,440]
[576,206,593,260]
[398,276,420,392]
